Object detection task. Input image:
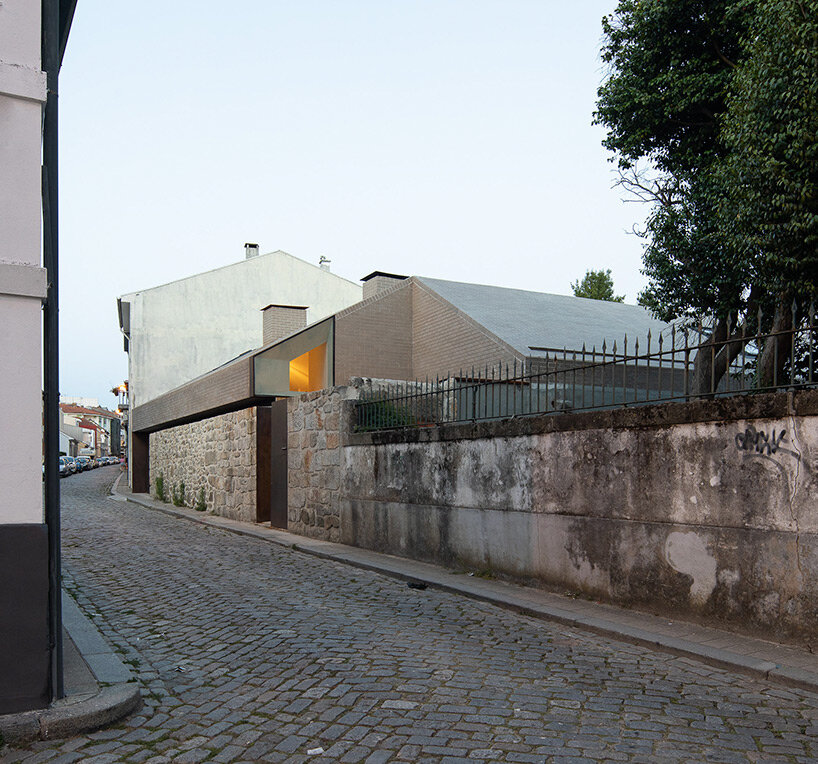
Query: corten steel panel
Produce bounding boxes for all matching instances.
[256,406,272,523]
[270,399,288,529]
[131,357,253,433]
[334,279,414,384]
[0,524,49,714]
[131,431,150,493]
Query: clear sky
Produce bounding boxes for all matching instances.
[57,0,647,406]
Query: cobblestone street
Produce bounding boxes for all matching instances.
[4,469,818,763]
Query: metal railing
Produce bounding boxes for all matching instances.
[355,302,816,432]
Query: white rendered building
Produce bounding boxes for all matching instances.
[0,0,51,712]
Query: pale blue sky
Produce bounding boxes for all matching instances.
[57,0,646,405]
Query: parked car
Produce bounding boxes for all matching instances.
[64,456,77,474]
[75,456,91,471]
[59,457,70,477]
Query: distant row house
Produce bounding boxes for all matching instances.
[59,402,122,458]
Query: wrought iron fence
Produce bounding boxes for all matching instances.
[355,302,816,432]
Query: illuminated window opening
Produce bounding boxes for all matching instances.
[289,343,327,393]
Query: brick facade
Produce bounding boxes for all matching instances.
[411,279,522,377]
[262,305,307,346]
[334,278,521,386]
[335,281,414,384]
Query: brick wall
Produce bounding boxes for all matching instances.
[262,305,307,346]
[149,408,257,523]
[335,281,413,384]
[334,278,522,386]
[412,280,521,378]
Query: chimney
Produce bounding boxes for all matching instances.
[261,304,308,346]
[361,271,408,301]
[319,255,331,272]
[245,242,260,259]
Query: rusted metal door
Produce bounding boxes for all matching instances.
[269,399,289,528]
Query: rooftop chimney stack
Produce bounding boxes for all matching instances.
[361,271,408,300]
[319,255,331,272]
[245,242,260,259]
[261,304,308,346]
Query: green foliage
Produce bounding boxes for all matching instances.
[172,481,186,507]
[195,486,206,512]
[717,0,818,301]
[596,0,817,389]
[597,0,758,323]
[154,473,166,502]
[571,269,624,302]
[595,0,754,176]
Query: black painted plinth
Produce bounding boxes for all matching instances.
[0,523,50,714]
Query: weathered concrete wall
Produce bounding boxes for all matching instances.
[149,408,257,523]
[339,391,818,642]
[287,388,359,541]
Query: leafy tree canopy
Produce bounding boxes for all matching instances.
[571,269,625,302]
[717,0,818,302]
[595,0,817,389]
[596,0,755,177]
[596,0,758,323]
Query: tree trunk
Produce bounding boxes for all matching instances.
[689,287,765,397]
[756,296,794,389]
[690,317,729,396]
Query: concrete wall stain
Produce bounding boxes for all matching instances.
[334,392,818,642]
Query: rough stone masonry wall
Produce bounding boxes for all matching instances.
[340,391,818,643]
[287,387,358,542]
[149,408,257,523]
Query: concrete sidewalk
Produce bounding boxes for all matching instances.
[117,481,818,696]
[0,590,141,743]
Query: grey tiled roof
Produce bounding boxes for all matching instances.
[417,277,671,355]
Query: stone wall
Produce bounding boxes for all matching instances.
[338,390,818,643]
[287,387,357,542]
[149,408,257,523]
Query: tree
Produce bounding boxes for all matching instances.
[715,0,818,383]
[595,0,817,391]
[595,0,756,322]
[571,269,625,302]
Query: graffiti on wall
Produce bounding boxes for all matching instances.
[735,425,787,456]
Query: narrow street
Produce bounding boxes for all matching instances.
[4,469,818,763]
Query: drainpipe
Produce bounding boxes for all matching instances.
[42,0,62,701]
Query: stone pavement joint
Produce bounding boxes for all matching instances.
[120,481,818,695]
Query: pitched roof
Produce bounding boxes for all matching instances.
[417,277,671,355]
[60,404,119,419]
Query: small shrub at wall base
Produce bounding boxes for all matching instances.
[172,481,186,507]
[155,473,166,502]
[195,487,206,512]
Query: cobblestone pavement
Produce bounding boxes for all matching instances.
[4,470,818,763]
